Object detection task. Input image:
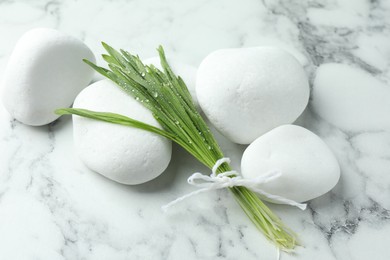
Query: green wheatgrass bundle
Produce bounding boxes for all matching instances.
[56,43,299,250]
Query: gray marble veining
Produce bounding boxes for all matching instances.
[1,0,390,259]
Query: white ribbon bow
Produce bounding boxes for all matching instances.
[162,158,307,212]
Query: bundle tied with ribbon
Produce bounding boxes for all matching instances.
[162,157,307,212]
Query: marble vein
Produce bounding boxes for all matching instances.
[1,0,390,259]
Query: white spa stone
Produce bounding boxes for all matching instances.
[312,63,390,132]
[241,125,340,203]
[72,79,172,185]
[1,28,95,126]
[143,56,199,108]
[196,47,310,144]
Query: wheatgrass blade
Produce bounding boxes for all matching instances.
[56,43,299,250]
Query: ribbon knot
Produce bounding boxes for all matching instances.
[162,158,306,212]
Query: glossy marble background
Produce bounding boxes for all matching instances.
[1,0,390,259]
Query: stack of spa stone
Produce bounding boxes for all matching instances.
[0,28,340,204]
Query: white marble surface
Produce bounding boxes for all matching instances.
[1,0,390,259]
